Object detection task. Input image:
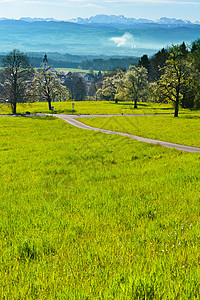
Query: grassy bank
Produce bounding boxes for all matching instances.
[0,116,200,298]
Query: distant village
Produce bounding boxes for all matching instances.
[42,54,104,101]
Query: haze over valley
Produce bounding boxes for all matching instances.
[0,15,200,59]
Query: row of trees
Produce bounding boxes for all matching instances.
[1,41,200,117]
[0,50,101,113]
[97,66,148,109]
[98,42,200,117]
[0,50,69,114]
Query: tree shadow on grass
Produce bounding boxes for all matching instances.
[110,102,148,107]
[111,102,174,110]
[25,116,58,121]
[54,109,76,114]
[181,115,200,119]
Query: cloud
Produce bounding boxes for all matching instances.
[4,0,200,6]
[105,0,200,4]
[110,32,136,49]
[23,0,103,8]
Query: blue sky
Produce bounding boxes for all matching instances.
[1,0,200,21]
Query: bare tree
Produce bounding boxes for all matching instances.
[0,49,34,114]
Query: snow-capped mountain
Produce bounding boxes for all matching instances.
[70,15,199,26]
[20,17,57,22]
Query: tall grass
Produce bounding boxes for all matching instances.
[0,116,199,298]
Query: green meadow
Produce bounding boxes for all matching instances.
[0,115,200,299]
[55,68,99,74]
[0,101,190,115]
[79,114,200,148]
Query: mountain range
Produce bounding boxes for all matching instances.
[70,15,200,26]
[1,15,200,26]
[0,15,199,58]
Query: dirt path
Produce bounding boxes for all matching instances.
[1,113,199,152]
[55,114,200,153]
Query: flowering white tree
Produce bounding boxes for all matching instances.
[116,66,148,108]
[97,69,124,103]
[32,67,69,110]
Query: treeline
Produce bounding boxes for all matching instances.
[139,40,200,82]
[0,50,69,114]
[81,57,139,71]
[98,39,200,117]
[0,54,139,71]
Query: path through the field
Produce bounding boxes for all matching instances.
[55,114,200,153]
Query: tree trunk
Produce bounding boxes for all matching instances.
[48,96,52,110]
[134,99,137,109]
[174,101,179,117]
[174,89,180,117]
[48,101,52,110]
[12,102,17,114]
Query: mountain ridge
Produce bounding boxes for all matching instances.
[0,15,199,26]
[70,14,200,26]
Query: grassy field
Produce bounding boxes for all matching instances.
[0,101,193,116]
[54,68,99,74]
[0,115,200,299]
[78,114,200,148]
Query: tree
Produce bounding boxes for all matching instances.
[64,73,87,101]
[74,76,87,101]
[179,42,189,58]
[191,39,200,72]
[138,54,150,80]
[0,49,34,114]
[155,45,198,117]
[32,67,69,110]
[88,83,97,100]
[149,48,169,82]
[89,66,94,75]
[96,69,124,103]
[116,66,148,108]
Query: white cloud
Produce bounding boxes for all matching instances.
[105,0,200,4]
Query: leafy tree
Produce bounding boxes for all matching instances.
[179,42,189,58]
[74,76,87,101]
[0,49,34,114]
[191,39,200,72]
[149,48,169,81]
[138,54,150,80]
[96,69,124,103]
[32,67,68,110]
[116,66,148,108]
[64,73,77,99]
[64,73,86,101]
[88,83,97,99]
[155,45,198,117]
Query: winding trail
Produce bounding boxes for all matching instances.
[54,114,200,153]
[1,113,199,152]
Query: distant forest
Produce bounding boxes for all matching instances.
[0,53,139,71]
